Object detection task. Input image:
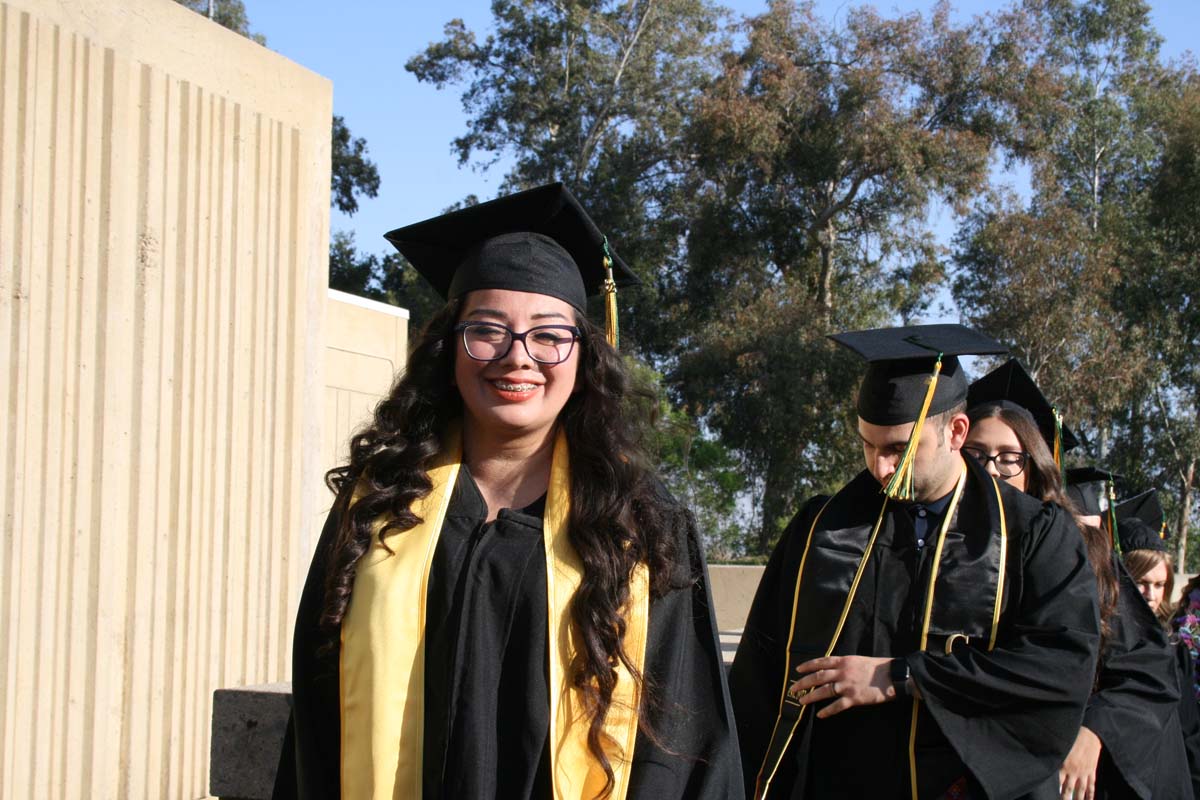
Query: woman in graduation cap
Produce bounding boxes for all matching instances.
[1117,496,1200,798]
[273,184,743,800]
[965,365,1190,800]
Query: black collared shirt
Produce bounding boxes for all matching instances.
[904,489,955,549]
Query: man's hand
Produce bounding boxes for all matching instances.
[1058,726,1102,800]
[788,656,900,719]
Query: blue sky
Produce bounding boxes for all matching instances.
[245,0,1198,271]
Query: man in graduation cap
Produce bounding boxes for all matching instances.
[729,325,1102,800]
[274,183,742,800]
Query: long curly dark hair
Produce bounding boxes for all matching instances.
[967,403,1119,647]
[321,297,681,796]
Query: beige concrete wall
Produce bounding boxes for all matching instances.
[320,289,409,529]
[709,564,765,632]
[0,0,331,797]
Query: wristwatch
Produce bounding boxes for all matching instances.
[890,657,911,698]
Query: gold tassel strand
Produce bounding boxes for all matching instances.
[884,354,943,501]
[602,237,619,349]
[1107,475,1121,554]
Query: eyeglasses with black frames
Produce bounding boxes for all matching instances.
[453,322,582,365]
[961,446,1031,478]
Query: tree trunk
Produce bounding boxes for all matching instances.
[1179,459,1195,572]
[817,219,835,322]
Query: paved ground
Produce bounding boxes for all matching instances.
[720,629,742,665]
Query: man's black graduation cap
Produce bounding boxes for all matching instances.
[384,183,639,345]
[1116,489,1168,552]
[967,359,1080,464]
[829,324,1008,499]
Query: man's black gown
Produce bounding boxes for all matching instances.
[729,458,1101,800]
[273,468,744,799]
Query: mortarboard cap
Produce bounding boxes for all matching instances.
[384,183,639,346]
[967,359,1080,465]
[829,324,1007,500]
[1116,489,1168,552]
[830,324,1008,426]
[1065,466,1122,517]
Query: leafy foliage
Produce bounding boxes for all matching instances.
[331,116,381,216]
[175,0,267,44]
[953,0,1200,559]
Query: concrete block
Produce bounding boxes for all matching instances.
[708,564,765,632]
[210,683,292,800]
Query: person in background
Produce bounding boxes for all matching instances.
[1119,494,1200,799]
[1173,573,1200,702]
[730,327,1101,800]
[965,361,1190,799]
[274,184,743,800]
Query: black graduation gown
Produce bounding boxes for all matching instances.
[273,468,744,799]
[1175,643,1200,799]
[729,460,1101,800]
[1085,557,1190,800]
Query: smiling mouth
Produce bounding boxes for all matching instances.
[491,380,540,393]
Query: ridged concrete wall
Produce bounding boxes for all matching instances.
[323,289,409,478]
[0,0,332,796]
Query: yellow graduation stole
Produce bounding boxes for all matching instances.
[340,425,650,800]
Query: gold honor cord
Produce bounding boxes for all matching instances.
[756,496,889,800]
[602,237,619,350]
[338,427,649,800]
[908,463,968,800]
[885,355,944,501]
[987,476,1009,651]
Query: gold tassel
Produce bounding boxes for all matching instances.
[884,355,943,501]
[602,237,619,350]
[1052,408,1064,470]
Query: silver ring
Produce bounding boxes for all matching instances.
[831,681,839,696]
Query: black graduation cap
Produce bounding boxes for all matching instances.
[966,359,1080,464]
[1116,489,1168,552]
[1065,466,1121,517]
[384,183,639,346]
[830,324,1009,426]
[829,324,1008,500]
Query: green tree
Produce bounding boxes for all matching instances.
[175,0,266,44]
[680,0,1019,550]
[329,232,444,330]
[409,0,756,547]
[953,0,1200,561]
[1118,75,1200,565]
[331,115,381,216]
[407,0,729,358]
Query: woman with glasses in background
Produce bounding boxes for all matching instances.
[964,361,1190,800]
[273,184,742,800]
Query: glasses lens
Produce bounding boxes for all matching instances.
[462,324,512,361]
[525,327,576,364]
[995,452,1027,477]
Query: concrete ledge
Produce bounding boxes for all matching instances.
[709,564,765,632]
[210,683,292,800]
